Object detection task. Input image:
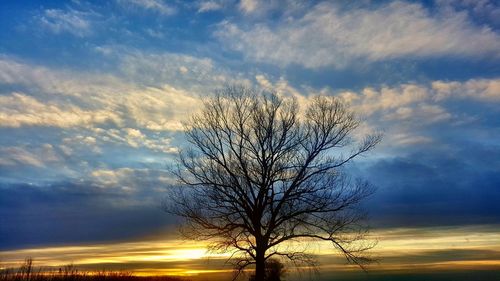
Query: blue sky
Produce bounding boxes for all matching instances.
[0,0,499,251]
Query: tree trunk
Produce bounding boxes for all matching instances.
[254,248,266,281]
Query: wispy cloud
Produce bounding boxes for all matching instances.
[0,57,202,132]
[0,144,60,168]
[438,0,500,28]
[237,0,307,17]
[197,1,224,13]
[90,167,174,192]
[217,1,500,68]
[0,92,122,128]
[38,8,95,37]
[117,0,176,16]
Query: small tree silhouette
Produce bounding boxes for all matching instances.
[248,259,285,281]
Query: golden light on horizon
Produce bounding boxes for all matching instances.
[2,225,500,277]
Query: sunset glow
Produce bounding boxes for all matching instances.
[2,225,500,278]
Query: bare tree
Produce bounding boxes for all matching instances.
[167,85,381,281]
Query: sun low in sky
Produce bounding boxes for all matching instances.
[0,0,499,280]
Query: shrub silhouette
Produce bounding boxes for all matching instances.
[249,259,286,281]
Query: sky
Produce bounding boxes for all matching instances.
[0,0,499,279]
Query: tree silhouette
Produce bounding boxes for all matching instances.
[167,85,381,281]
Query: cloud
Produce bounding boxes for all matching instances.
[0,92,122,128]
[121,86,201,131]
[253,75,500,152]
[0,180,176,249]
[0,54,210,186]
[0,164,176,220]
[333,78,499,150]
[237,0,307,17]
[365,146,500,227]
[389,133,433,146]
[239,0,259,14]
[216,1,500,68]
[333,78,500,123]
[256,75,500,123]
[38,8,94,37]
[88,127,178,153]
[0,57,203,132]
[437,0,500,28]
[0,144,60,168]
[432,78,500,101]
[0,58,132,98]
[351,84,429,116]
[117,0,176,16]
[198,1,223,13]
[90,167,174,191]
[117,51,234,91]
[0,143,79,183]
[0,56,206,179]
[0,47,254,130]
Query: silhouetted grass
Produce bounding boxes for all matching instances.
[0,258,189,281]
